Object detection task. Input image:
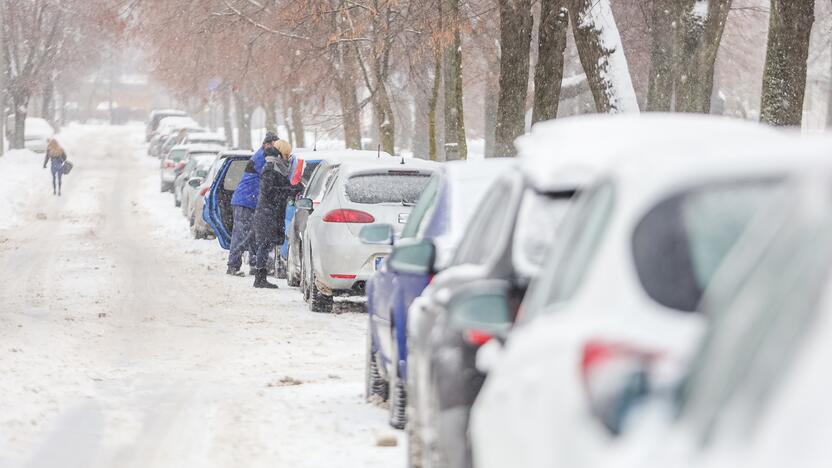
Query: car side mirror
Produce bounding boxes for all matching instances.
[188,177,203,188]
[388,238,436,275]
[296,197,314,211]
[359,224,395,246]
[446,280,513,367]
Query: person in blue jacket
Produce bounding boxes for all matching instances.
[226,131,278,276]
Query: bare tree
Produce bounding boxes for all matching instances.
[494,0,534,157]
[570,0,639,113]
[443,0,467,160]
[532,1,569,124]
[760,0,815,126]
[646,0,675,111]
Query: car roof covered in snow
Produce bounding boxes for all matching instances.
[337,157,437,177]
[294,149,396,163]
[150,109,186,117]
[219,149,253,158]
[185,144,222,154]
[188,132,225,141]
[519,113,832,217]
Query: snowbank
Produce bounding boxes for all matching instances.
[0,149,44,230]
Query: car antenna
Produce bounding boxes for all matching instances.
[313,129,317,151]
[377,144,381,159]
[400,155,405,165]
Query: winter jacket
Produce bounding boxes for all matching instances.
[43,150,67,168]
[253,153,297,245]
[231,147,267,210]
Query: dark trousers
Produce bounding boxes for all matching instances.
[50,162,63,194]
[255,240,275,270]
[227,205,256,270]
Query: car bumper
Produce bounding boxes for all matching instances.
[161,171,176,183]
[314,225,391,293]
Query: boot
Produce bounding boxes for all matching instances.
[226,267,245,277]
[253,269,278,289]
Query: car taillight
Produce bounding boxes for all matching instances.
[176,162,186,169]
[463,329,494,347]
[322,209,375,223]
[199,187,210,197]
[164,160,175,168]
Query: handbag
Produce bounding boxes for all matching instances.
[61,160,74,175]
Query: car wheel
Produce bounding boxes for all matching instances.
[275,248,288,280]
[365,321,389,402]
[389,329,407,430]
[160,181,166,193]
[287,245,301,287]
[174,194,181,207]
[309,271,333,313]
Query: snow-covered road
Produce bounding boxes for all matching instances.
[0,125,403,468]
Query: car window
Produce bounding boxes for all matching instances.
[305,164,339,201]
[222,160,248,191]
[632,179,782,313]
[452,179,515,266]
[302,161,321,185]
[402,173,442,239]
[344,172,431,205]
[168,149,187,162]
[520,181,615,321]
[677,195,832,446]
[511,190,575,279]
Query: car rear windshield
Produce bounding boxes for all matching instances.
[168,149,187,162]
[345,172,431,204]
[632,179,783,312]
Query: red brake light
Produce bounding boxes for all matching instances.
[463,329,494,347]
[199,187,210,197]
[580,340,659,381]
[330,274,357,279]
[322,209,375,223]
[176,162,186,169]
[164,160,175,168]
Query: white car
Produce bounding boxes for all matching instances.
[469,114,832,468]
[24,118,55,153]
[595,170,832,468]
[183,131,226,148]
[298,157,436,312]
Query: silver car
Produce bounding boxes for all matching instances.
[298,158,436,312]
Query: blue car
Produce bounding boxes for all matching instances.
[364,159,515,429]
[203,151,252,249]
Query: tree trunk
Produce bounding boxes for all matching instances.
[11,92,28,150]
[533,2,569,124]
[281,93,294,148]
[760,0,814,127]
[484,74,499,157]
[290,91,306,148]
[646,0,675,111]
[570,0,639,114]
[233,90,252,150]
[443,0,467,160]
[336,80,362,149]
[494,0,534,157]
[827,50,832,128]
[263,96,277,135]
[674,0,732,113]
[0,94,5,156]
[42,78,55,127]
[428,48,442,161]
[222,87,235,147]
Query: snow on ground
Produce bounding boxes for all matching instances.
[0,124,404,468]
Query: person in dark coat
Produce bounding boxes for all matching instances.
[226,131,278,276]
[42,139,67,196]
[252,140,297,289]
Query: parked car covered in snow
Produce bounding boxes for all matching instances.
[405,157,581,467]
[175,150,218,209]
[363,159,514,429]
[284,150,395,285]
[297,157,436,313]
[468,114,832,468]
[146,109,187,142]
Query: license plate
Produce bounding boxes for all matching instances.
[374,256,385,271]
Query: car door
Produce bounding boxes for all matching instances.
[205,155,250,249]
[294,163,338,259]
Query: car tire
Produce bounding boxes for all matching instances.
[365,322,389,402]
[160,181,166,193]
[389,330,407,430]
[309,271,333,313]
[275,248,288,280]
[174,194,181,207]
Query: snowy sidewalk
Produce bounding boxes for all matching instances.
[0,124,403,468]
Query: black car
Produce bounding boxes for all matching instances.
[405,170,577,468]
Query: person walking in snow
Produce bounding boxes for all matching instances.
[42,139,67,196]
[226,131,279,276]
[252,140,297,289]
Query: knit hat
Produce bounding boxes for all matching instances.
[263,131,279,144]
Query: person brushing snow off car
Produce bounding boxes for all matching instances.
[252,140,297,289]
[42,139,69,196]
[226,132,279,276]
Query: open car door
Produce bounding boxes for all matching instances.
[204,155,250,249]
